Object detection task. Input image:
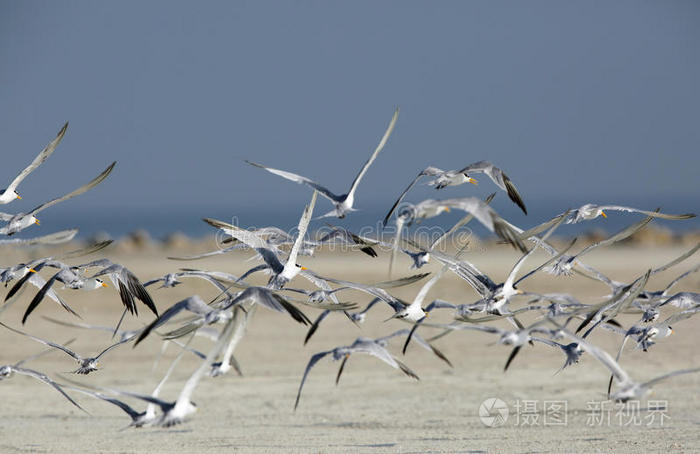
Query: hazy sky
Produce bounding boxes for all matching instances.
[1,1,698,235]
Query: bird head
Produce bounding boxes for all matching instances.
[462,173,478,185]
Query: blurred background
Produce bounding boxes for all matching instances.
[1,1,698,239]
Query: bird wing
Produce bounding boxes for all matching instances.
[175,318,239,408]
[21,272,80,324]
[284,191,317,275]
[294,349,333,410]
[62,384,142,420]
[134,295,212,345]
[245,160,341,202]
[381,167,440,228]
[94,336,132,361]
[0,321,82,361]
[560,330,631,385]
[411,263,449,309]
[506,212,568,289]
[13,366,86,412]
[430,192,496,249]
[652,242,700,276]
[203,218,285,273]
[599,205,695,221]
[459,161,527,214]
[574,214,656,262]
[444,197,527,252]
[6,122,68,193]
[29,162,116,215]
[641,367,700,389]
[346,108,399,200]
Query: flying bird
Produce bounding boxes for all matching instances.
[0,122,68,204]
[246,108,399,218]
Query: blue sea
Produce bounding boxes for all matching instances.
[12,194,698,243]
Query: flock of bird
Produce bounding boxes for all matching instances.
[1,112,699,429]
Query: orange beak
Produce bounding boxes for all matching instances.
[16,195,21,200]
[468,177,478,185]
[101,282,108,288]
[34,219,40,225]
[29,268,37,273]
[600,211,607,218]
[300,266,308,271]
[444,206,451,212]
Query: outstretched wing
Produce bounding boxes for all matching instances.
[245,160,341,202]
[6,122,68,193]
[294,350,333,410]
[347,108,400,200]
[459,161,527,214]
[13,366,86,412]
[29,162,116,215]
[285,191,317,274]
[599,205,695,221]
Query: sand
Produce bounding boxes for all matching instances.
[0,241,699,453]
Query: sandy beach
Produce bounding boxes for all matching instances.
[1,241,698,453]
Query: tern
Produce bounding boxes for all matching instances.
[560,329,700,402]
[382,160,527,227]
[0,162,115,235]
[0,321,131,375]
[204,191,317,289]
[247,108,399,218]
[0,342,84,412]
[0,122,68,204]
[294,334,419,410]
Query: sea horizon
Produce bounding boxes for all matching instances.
[9,193,698,242]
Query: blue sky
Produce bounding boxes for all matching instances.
[1,1,698,236]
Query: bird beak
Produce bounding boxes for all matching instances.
[300,266,308,271]
[29,268,37,273]
[16,195,21,200]
[468,177,478,185]
[516,289,524,295]
[600,211,607,218]
[101,282,108,288]
[34,219,40,225]
[444,206,451,212]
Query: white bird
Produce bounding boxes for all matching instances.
[545,213,655,277]
[382,160,527,227]
[59,336,192,428]
[0,162,116,235]
[514,204,695,235]
[0,122,68,204]
[119,317,239,426]
[135,287,309,346]
[12,260,107,324]
[294,334,419,410]
[388,263,450,323]
[0,343,84,412]
[204,191,317,289]
[560,329,700,402]
[0,321,131,375]
[81,258,158,317]
[246,108,399,218]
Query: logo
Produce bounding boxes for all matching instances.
[479,397,509,427]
